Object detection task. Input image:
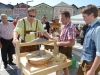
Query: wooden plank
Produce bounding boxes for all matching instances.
[22,68,31,75]
[15,40,21,68]
[20,56,72,75]
[53,41,59,55]
[44,37,59,55]
[30,60,72,75]
[56,70,60,75]
[19,40,55,47]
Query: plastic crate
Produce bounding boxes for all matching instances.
[69,55,76,68]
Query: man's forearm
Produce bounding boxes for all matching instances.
[90,56,100,72]
[13,31,19,39]
[61,41,75,47]
[43,31,52,39]
[0,42,2,48]
[58,39,75,47]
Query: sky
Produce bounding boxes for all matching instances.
[0,0,100,7]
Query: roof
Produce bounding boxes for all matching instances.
[0,2,6,8]
[34,3,53,8]
[54,1,73,7]
[0,2,6,6]
[14,3,30,8]
[72,4,78,9]
[78,6,85,9]
[6,4,14,9]
[0,2,13,9]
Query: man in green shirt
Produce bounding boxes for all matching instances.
[13,7,53,50]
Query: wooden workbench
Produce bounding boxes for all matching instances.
[13,39,72,75]
[13,52,72,75]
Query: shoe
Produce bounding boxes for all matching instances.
[4,64,7,69]
[9,62,16,65]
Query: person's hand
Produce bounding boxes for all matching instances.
[56,42,61,47]
[49,37,54,40]
[12,38,17,47]
[86,70,95,75]
[0,42,2,48]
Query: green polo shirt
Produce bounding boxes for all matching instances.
[14,17,44,42]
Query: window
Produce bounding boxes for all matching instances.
[60,10,62,13]
[46,6,48,8]
[39,6,41,8]
[38,10,41,14]
[42,10,45,14]
[38,16,41,20]
[55,13,58,16]
[55,16,58,19]
[56,10,57,12]
[2,9,4,13]
[46,10,49,14]
[50,11,52,14]
[0,9,1,14]
[5,9,7,14]
[73,11,75,15]
[46,16,48,20]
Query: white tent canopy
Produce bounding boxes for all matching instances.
[71,20,86,24]
[71,14,100,24]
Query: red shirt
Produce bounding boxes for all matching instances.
[13,21,17,26]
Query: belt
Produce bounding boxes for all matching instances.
[59,46,72,48]
[26,31,36,34]
[80,60,93,66]
[1,37,12,41]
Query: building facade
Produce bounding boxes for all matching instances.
[13,3,30,19]
[54,1,73,19]
[97,6,100,17]
[72,4,78,16]
[77,6,85,14]
[0,2,13,17]
[34,3,54,21]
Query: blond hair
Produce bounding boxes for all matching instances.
[27,7,36,13]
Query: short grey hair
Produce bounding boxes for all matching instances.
[1,14,7,18]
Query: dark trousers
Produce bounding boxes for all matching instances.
[1,37,15,65]
[59,46,72,58]
[81,38,84,45]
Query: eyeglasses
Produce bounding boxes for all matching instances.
[29,15,35,18]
